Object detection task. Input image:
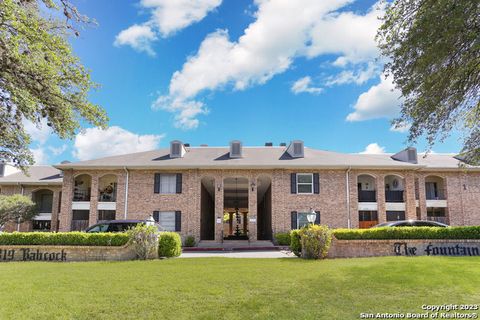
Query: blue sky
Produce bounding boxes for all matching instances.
[29,0,462,164]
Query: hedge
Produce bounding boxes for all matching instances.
[158,232,182,258]
[290,229,301,257]
[0,232,129,246]
[274,232,291,246]
[333,226,480,240]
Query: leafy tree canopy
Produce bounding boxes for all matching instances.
[0,194,37,228]
[0,0,108,170]
[377,0,479,164]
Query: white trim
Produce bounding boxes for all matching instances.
[296,173,314,194]
[72,201,90,210]
[385,202,406,211]
[426,200,448,208]
[98,202,116,210]
[358,202,378,211]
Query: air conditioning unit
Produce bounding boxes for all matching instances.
[230,140,242,158]
[170,140,186,158]
[286,140,304,158]
[391,147,417,164]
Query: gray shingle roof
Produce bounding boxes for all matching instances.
[53,147,475,170]
[0,166,62,185]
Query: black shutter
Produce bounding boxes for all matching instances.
[153,211,159,222]
[291,211,298,229]
[175,211,181,232]
[291,173,297,194]
[176,173,182,194]
[154,173,160,194]
[313,173,320,194]
[315,211,320,225]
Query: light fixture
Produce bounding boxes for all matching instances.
[250,181,256,191]
[306,207,316,225]
[217,183,222,191]
[146,215,155,226]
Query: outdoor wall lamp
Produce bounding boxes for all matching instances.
[250,181,256,191]
[217,183,222,191]
[306,207,316,225]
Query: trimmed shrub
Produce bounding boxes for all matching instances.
[290,229,301,257]
[158,232,182,258]
[274,232,291,246]
[184,235,196,247]
[333,226,480,240]
[127,224,159,260]
[0,232,129,246]
[299,225,332,259]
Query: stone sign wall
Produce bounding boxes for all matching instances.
[0,245,136,262]
[328,239,480,258]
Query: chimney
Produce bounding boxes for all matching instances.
[391,147,417,164]
[200,144,208,147]
[265,142,273,147]
[229,140,242,158]
[184,143,190,148]
[279,142,287,147]
[170,140,186,158]
[286,140,304,158]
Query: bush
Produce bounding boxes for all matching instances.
[333,226,480,240]
[290,229,301,257]
[158,232,182,258]
[274,232,291,246]
[299,225,332,259]
[0,232,129,246]
[184,235,196,247]
[126,224,159,260]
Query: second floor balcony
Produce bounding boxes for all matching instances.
[385,190,404,202]
[358,190,376,202]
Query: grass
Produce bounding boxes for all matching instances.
[0,257,479,319]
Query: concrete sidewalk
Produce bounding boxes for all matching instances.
[180,250,296,258]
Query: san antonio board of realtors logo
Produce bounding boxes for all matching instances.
[0,248,67,261]
[393,242,480,256]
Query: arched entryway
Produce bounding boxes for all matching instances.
[223,177,248,240]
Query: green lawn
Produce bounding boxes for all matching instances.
[0,257,479,320]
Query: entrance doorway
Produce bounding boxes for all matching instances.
[200,176,215,240]
[257,175,272,240]
[223,177,248,240]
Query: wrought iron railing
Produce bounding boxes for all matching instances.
[71,219,89,231]
[385,190,404,202]
[427,216,447,224]
[358,190,376,202]
[73,189,90,201]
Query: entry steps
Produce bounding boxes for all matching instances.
[184,240,288,252]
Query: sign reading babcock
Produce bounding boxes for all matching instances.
[0,248,67,261]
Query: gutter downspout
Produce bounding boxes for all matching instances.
[346,167,352,229]
[123,167,129,219]
[17,184,25,231]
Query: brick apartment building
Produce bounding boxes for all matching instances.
[1,140,479,243]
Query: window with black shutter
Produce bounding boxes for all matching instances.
[291,211,298,229]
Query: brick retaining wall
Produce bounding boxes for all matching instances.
[0,245,137,262]
[328,239,480,258]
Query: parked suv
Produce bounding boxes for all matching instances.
[373,220,449,228]
[85,219,163,233]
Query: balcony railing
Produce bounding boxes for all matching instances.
[73,189,90,202]
[99,192,116,202]
[426,194,446,200]
[427,216,447,224]
[358,190,376,202]
[385,190,404,202]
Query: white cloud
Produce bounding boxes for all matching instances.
[48,144,67,156]
[30,147,48,164]
[325,62,380,86]
[115,0,222,53]
[114,24,157,56]
[73,126,165,161]
[291,76,323,94]
[156,0,385,129]
[359,143,386,154]
[23,119,52,145]
[346,74,402,122]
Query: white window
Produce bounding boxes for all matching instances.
[297,173,313,194]
[156,211,176,231]
[160,174,177,194]
[297,213,310,228]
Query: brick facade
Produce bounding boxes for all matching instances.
[2,168,480,241]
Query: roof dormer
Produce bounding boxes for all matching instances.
[286,140,304,158]
[170,140,186,158]
[229,140,242,158]
[391,147,417,164]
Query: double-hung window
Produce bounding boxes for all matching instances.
[153,211,181,232]
[297,212,310,228]
[297,173,313,194]
[159,174,176,194]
